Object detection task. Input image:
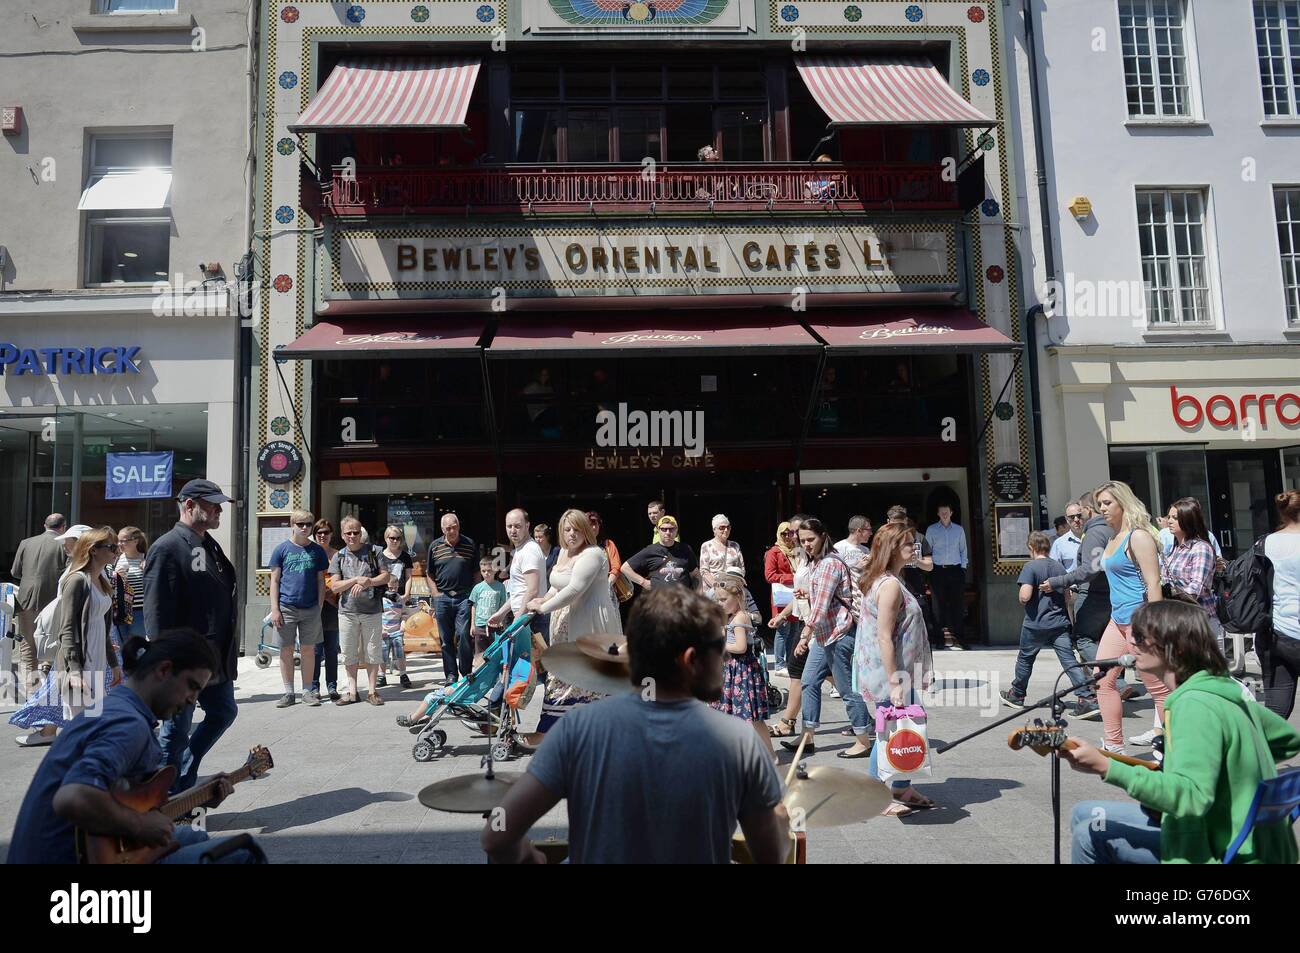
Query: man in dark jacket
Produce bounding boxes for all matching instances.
[1042,490,1111,718]
[143,480,238,792]
[10,513,68,698]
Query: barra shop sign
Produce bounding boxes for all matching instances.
[106,452,174,500]
[1170,385,1300,432]
[0,342,142,376]
[329,220,958,301]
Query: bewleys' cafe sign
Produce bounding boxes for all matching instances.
[328,221,958,301]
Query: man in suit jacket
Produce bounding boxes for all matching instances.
[144,480,238,793]
[10,513,68,697]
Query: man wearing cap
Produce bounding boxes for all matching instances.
[10,514,68,698]
[143,479,239,793]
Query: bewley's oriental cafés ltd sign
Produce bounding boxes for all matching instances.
[327,220,958,301]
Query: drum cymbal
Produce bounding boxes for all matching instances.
[543,643,635,696]
[575,634,628,663]
[783,766,893,828]
[418,772,521,813]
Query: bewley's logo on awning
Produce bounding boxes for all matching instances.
[599,333,705,346]
[336,333,443,346]
[0,343,142,376]
[859,323,952,341]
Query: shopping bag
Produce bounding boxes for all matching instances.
[873,704,932,783]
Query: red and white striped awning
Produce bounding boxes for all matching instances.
[795,55,993,127]
[289,57,481,133]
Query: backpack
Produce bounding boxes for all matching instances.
[1222,536,1273,639]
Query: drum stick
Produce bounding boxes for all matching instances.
[783,733,809,787]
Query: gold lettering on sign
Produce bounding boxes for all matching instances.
[423,248,439,271]
[483,247,498,270]
[703,245,718,270]
[592,246,608,270]
[566,243,586,271]
[804,243,820,271]
[524,247,540,270]
[397,244,417,271]
[644,246,660,271]
[683,247,698,269]
[825,243,841,269]
[742,241,761,269]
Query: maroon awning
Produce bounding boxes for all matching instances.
[806,309,1018,354]
[276,319,486,359]
[485,314,821,358]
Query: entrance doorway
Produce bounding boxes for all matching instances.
[1207,449,1285,559]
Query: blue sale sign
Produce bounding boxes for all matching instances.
[106,452,174,500]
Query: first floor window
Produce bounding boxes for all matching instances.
[1254,0,1300,116]
[1119,0,1193,117]
[1137,188,1213,327]
[97,0,178,11]
[1277,187,1300,326]
[85,217,170,285]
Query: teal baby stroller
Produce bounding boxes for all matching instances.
[405,613,536,763]
[254,618,298,669]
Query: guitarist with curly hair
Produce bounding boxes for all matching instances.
[1063,600,1300,864]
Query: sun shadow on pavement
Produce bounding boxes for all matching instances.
[207,787,413,834]
[895,776,1023,826]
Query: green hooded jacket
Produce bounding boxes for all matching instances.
[1104,671,1300,863]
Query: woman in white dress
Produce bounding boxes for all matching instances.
[521,509,622,746]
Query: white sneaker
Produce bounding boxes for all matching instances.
[1127,728,1161,747]
[773,667,789,678]
[830,686,842,699]
[1101,742,1129,756]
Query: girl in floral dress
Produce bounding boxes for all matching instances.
[711,578,774,757]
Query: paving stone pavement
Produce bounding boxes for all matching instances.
[3,648,1297,864]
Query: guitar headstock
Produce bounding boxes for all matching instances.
[246,745,274,778]
[1007,719,1068,757]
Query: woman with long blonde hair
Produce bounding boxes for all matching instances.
[522,508,622,748]
[9,527,122,746]
[1093,481,1166,752]
[853,521,937,815]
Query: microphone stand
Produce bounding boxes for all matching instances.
[934,659,1115,864]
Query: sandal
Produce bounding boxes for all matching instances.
[367,692,385,706]
[335,693,358,706]
[893,788,937,810]
[882,802,916,818]
[769,717,798,738]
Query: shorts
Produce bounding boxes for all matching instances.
[471,624,497,654]
[273,605,323,647]
[339,612,383,666]
[786,629,809,679]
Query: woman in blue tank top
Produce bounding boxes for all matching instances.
[1094,481,1167,753]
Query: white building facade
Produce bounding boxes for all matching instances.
[1016,0,1300,558]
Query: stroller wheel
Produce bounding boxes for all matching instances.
[293,653,301,668]
[433,729,447,748]
[412,740,435,762]
[254,652,271,669]
[491,740,513,762]
[767,685,785,710]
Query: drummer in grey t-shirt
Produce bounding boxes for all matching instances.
[482,586,787,864]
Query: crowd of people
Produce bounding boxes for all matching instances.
[5,475,1300,864]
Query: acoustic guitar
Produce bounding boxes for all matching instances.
[1008,722,1160,771]
[76,745,273,864]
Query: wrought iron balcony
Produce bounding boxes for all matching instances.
[323,162,958,216]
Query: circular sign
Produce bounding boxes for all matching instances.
[886,728,928,773]
[992,462,1029,502]
[994,401,1015,421]
[257,441,303,485]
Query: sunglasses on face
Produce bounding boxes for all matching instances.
[95,542,119,552]
[342,531,361,537]
[294,522,313,528]
[781,530,795,536]
[1067,514,1083,521]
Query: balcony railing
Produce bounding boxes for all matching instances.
[324,162,957,216]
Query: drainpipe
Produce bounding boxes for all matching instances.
[1023,0,1053,528]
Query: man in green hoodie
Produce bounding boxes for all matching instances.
[1065,600,1300,864]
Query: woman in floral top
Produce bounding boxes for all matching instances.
[853,520,936,817]
[1160,498,1222,649]
[698,514,745,597]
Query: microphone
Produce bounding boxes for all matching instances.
[1088,654,1136,670]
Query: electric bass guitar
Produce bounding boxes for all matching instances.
[76,745,273,864]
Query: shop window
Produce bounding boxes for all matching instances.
[1136,188,1213,328]
[1119,0,1195,118]
[81,133,172,286]
[1107,445,1210,519]
[1275,186,1300,326]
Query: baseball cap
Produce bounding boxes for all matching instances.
[55,524,92,542]
[177,479,232,504]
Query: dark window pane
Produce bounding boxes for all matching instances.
[669,67,714,99]
[617,66,663,98]
[565,67,611,99]
[567,109,610,161]
[511,64,560,99]
[789,78,833,161]
[514,109,558,162]
[717,106,766,161]
[719,65,765,98]
[92,137,172,170]
[619,108,662,162]
[88,219,170,284]
[666,104,714,161]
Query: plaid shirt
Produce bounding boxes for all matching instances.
[805,554,856,646]
[1161,537,1217,615]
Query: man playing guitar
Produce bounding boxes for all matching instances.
[1062,600,1300,864]
[7,628,262,864]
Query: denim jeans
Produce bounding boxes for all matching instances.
[1070,800,1161,864]
[1011,623,1088,699]
[159,679,238,794]
[311,625,339,693]
[800,635,869,734]
[773,618,794,668]
[433,594,471,680]
[158,826,263,864]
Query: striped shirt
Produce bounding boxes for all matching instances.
[427,534,478,595]
[115,554,145,608]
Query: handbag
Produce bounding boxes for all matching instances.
[612,572,634,604]
[873,704,933,783]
